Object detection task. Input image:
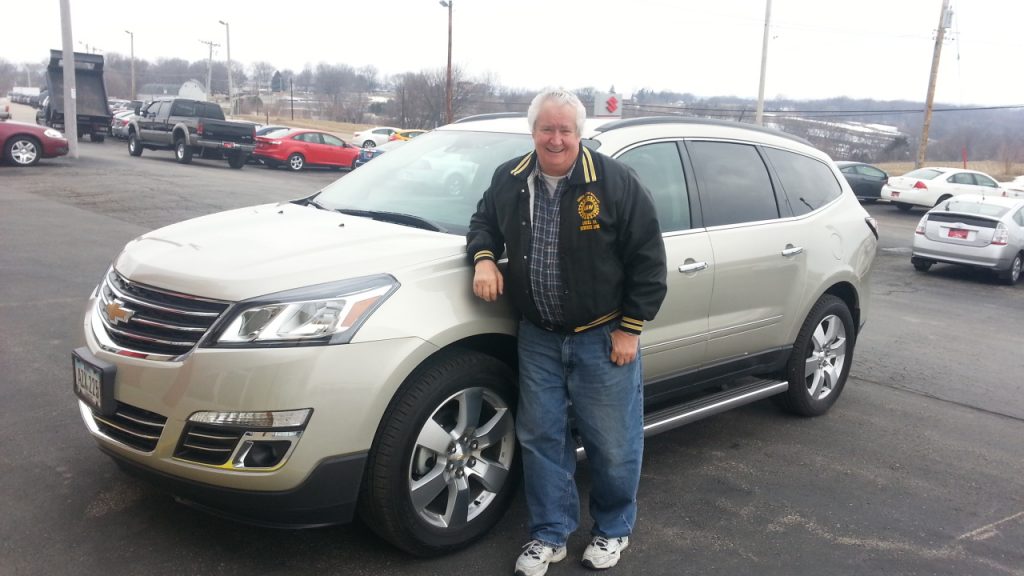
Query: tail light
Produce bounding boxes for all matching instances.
[196,121,204,136]
[865,216,879,239]
[913,181,928,190]
[915,216,927,235]
[992,224,1009,246]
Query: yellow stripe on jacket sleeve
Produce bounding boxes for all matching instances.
[581,147,597,183]
[474,250,496,262]
[619,316,645,334]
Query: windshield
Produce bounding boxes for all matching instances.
[315,130,534,235]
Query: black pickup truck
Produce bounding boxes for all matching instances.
[126,98,255,168]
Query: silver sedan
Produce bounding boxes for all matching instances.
[911,194,1024,284]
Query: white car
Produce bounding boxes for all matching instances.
[998,175,1024,200]
[73,115,877,555]
[881,166,1002,211]
[352,125,399,148]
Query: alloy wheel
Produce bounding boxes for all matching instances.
[11,139,39,165]
[802,313,847,401]
[406,386,515,529]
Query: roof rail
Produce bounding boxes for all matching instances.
[453,112,526,124]
[593,115,812,147]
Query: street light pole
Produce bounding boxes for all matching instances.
[218,20,233,113]
[439,0,453,125]
[755,0,772,126]
[125,30,135,101]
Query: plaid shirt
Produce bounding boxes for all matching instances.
[528,172,566,326]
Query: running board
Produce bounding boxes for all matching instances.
[575,378,788,460]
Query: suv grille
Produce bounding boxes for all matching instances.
[97,270,230,357]
[175,424,244,465]
[93,403,167,452]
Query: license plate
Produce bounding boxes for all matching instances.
[891,191,900,198]
[948,228,969,239]
[223,141,235,149]
[72,348,116,415]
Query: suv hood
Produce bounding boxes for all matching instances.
[114,202,465,302]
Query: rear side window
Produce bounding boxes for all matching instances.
[617,142,691,232]
[949,173,974,185]
[857,165,886,179]
[905,168,942,180]
[764,148,843,216]
[171,100,195,116]
[688,141,778,226]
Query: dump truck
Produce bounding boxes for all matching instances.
[40,50,112,142]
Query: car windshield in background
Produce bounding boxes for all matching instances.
[315,130,534,235]
[942,200,1009,218]
[905,168,942,180]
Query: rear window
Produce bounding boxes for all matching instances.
[939,200,1009,219]
[904,168,942,180]
[196,102,225,120]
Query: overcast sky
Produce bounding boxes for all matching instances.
[4,0,1023,106]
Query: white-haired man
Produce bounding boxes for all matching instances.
[467,89,667,575]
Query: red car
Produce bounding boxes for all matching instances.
[254,129,360,171]
[1,120,69,166]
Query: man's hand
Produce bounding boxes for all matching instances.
[473,260,504,302]
[610,329,639,366]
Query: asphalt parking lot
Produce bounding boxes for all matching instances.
[2,129,1023,576]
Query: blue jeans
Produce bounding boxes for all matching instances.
[516,320,644,547]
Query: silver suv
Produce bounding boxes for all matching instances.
[73,115,878,555]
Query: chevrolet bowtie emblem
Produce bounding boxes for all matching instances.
[105,300,135,325]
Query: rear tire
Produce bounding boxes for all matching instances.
[287,153,305,171]
[175,139,193,164]
[999,253,1023,285]
[895,202,913,212]
[359,350,519,556]
[362,140,375,148]
[777,295,855,417]
[90,133,105,143]
[227,152,246,169]
[911,257,933,272]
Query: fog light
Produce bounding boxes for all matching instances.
[188,408,311,429]
[240,440,292,468]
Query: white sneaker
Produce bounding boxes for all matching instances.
[581,536,629,570]
[514,540,567,576]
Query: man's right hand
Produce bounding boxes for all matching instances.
[473,260,504,302]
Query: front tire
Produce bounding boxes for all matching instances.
[362,140,375,148]
[5,136,41,166]
[359,350,519,556]
[128,133,143,156]
[777,295,855,417]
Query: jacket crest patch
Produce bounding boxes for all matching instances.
[577,192,601,231]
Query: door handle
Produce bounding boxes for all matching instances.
[781,246,804,257]
[678,261,708,273]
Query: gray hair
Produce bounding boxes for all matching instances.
[527,88,587,135]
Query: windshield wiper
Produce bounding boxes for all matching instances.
[335,209,448,233]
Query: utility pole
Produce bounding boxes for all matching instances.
[755,0,772,126]
[439,0,453,124]
[916,0,952,169]
[200,39,220,100]
[219,20,233,113]
[59,0,78,158]
[125,30,135,101]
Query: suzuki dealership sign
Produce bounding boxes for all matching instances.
[594,92,622,118]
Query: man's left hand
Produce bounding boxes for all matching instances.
[610,329,639,366]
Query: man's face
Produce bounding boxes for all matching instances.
[532,101,581,176]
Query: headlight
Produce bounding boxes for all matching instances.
[43,128,64,139]
[207,274,398,347]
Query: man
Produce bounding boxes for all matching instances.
[467,89,667,575]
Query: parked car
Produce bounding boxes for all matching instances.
[998,175,1024,200]
[110,110,136,140]
[881,166,1001,211]
[353,139,405,168]
[254,129,359,171]
[1,119,69,166]
[836,161,888,202]
[127,98,256,169]
[352,125,399,148]
[72,115,877,556]
[389,129,427,142]
[911,194,1024,284]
